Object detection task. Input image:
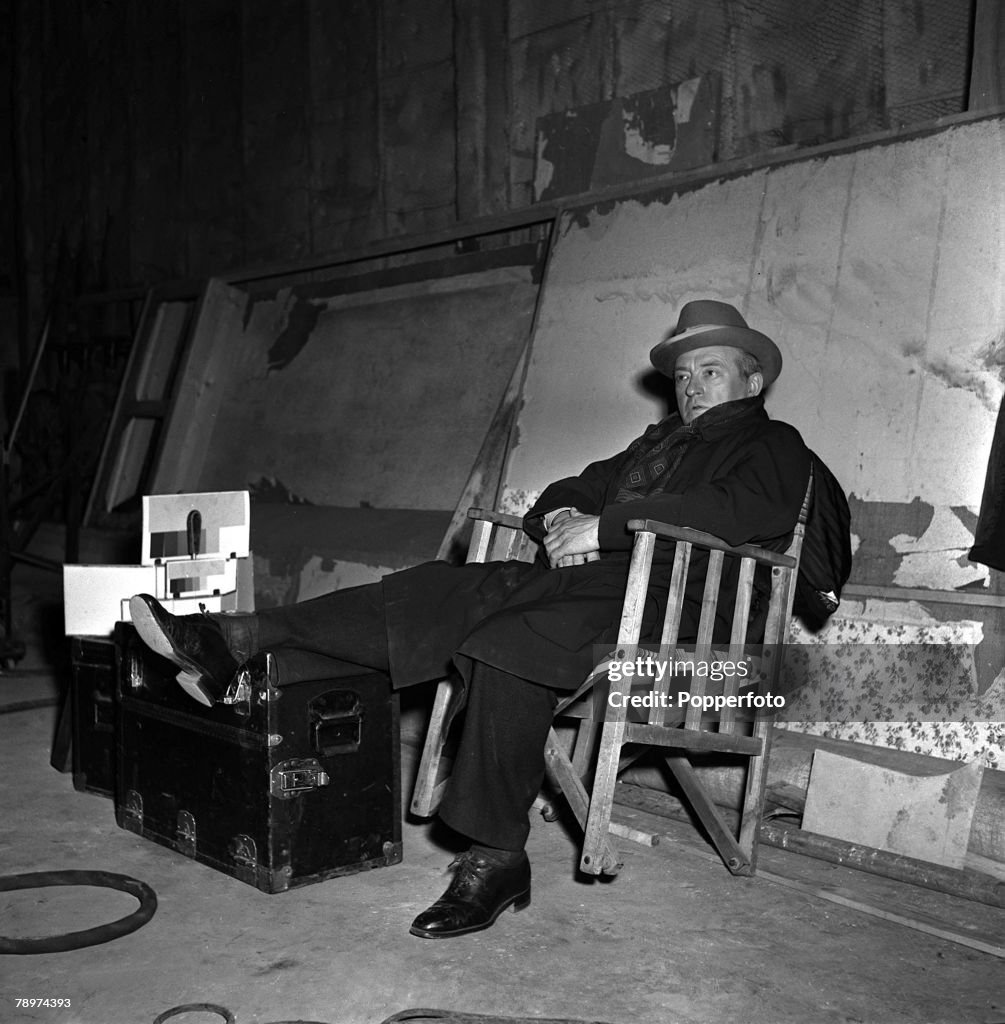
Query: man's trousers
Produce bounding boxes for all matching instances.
[250,575,558,851]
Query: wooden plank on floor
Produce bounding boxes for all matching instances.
[611,791,1005,961]
[757,870,1005,959]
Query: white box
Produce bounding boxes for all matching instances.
[64,564,158,637]
[64,491,255,637]
[63,559,255,637]
[142,491,250,564]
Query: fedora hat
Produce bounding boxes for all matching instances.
[650,300,782,386]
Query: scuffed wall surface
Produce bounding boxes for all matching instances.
[505,117,1005,590]
[195,265,537,511]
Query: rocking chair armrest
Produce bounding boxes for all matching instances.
[625,519,798,569]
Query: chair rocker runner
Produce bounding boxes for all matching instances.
[412,478,811,879]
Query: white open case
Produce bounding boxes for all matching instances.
[63,490,254,637]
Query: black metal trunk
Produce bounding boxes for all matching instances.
[114,624,402,893]
[70,636,118,798]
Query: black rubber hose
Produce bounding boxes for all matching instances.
[153,1011,330,1024]
[0,870,157,954]
[153,1005,236,1024]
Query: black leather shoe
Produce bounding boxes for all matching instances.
[128,594,239,707]
[409,850,530,939]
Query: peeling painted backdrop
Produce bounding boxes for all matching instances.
[505,118,1005,594]
[194,264,538,510]
[501,117,1005,764]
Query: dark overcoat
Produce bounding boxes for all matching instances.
[382,396,810,691]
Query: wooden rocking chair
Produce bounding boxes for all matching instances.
[411,479,810,878]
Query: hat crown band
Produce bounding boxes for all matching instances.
[671,323,730,343]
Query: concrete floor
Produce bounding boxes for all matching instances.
[1,565,1003,1024]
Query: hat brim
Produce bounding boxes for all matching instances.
[650,325,782,386]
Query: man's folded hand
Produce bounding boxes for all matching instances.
[543,510,601,568]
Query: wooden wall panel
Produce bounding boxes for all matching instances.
[6,0,990,326]
[380,0,457,236]
[380,62,457,236]
[310,0,379,101]
[609,0,731,99]
[182,0,245,276]
[9,0,45,356]
[308,0,381,252]
[509,13,613,206]
[0,152,12,386]
[609,2,678,97]
[0,0,12,296]
[310,96,383,253]
[509,0,595,41]
[241,0,311,263]
[884,0,972,126]
[729,1,885,156]
[83,0,132,287]
[128,0,185,281]
[454,0,512,220]
[381,0,454,72]
[41,0,87,264]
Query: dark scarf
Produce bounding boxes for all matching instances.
[614,396,762,503]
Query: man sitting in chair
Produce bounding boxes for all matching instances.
[129,299,811,940]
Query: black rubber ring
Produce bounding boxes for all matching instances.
[0,870,157,954]
[152,1004,236,1024]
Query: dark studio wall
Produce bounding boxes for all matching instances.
[1,0,985,355]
